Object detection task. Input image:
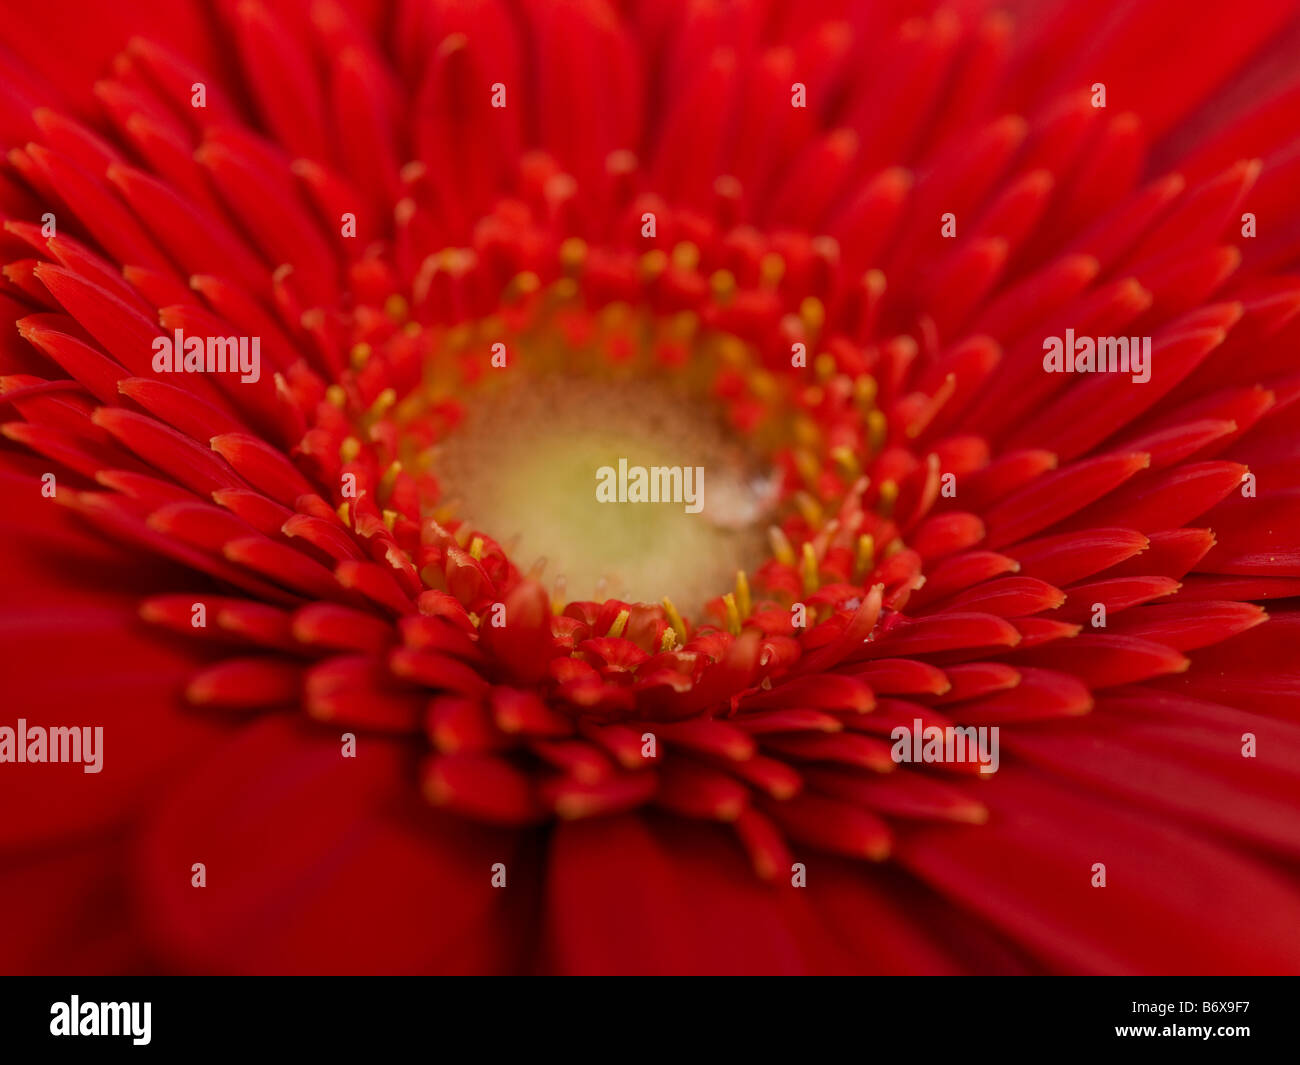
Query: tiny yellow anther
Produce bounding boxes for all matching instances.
[748,369,778,402]
[668,310,699,339]
[799,296,825,332]
[640,250,668,278]
[670,241,700,272]
[379,460,402,497]
[559,237,587,271]
[369,387,396,418]
[504,271,540,304]
[553,277,580,303]
[877,479,899,517]
[801,542,820,596]
[735,570,752,619]
[794,448,822,487]
[722,593,742,636]
[794,491,824,528]
[710,269,736,304]
[662,597,687,646]
[855,374,879,408]
[866,408,888,454]
[768,526,796,566]
[793,415,821,448]
[759,251,785,288]
[831,446,860,481]
[856,533,876,579]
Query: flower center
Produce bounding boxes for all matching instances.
[336,272,887,632]
[433,374,778,615]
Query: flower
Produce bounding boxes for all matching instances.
[2,0,1300,975]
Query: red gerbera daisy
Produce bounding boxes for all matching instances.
[2,0,1300,976]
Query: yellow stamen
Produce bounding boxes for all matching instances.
[339,436,361,463]
[597,301,631,331]
[856,533,876,579]
[468,536,484,561]
[794,448,822,487]
[855,373,879,409]
[548,277,579,303]
[747,368,778,402]
[710,269,736,304]
[718,335,747,367]
[640,249,667,279]
[476,315,504,343]
[722,592,742,635]
[503,271,540,304]
[662,597,687,646]
[759,251,785,288]
[735,570,752,619]
[350,342,372,370]
[659,627,678,652]
[670,241,700,272]
[794,491,823,528]
[793,414,820,447]
[801,541,819,596]
[799,296,825,333]
[559,237,587,272]
[866,408,888,454]
[768,526,796,566]
[384,294,409,322]
[325,384,347,408]
[368,387,396,418]
[668,310,699,340]
[831,446,860,481]
[606,609,630,639]
[877,479,899,517]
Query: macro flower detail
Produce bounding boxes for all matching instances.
[2,0,1300,975]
